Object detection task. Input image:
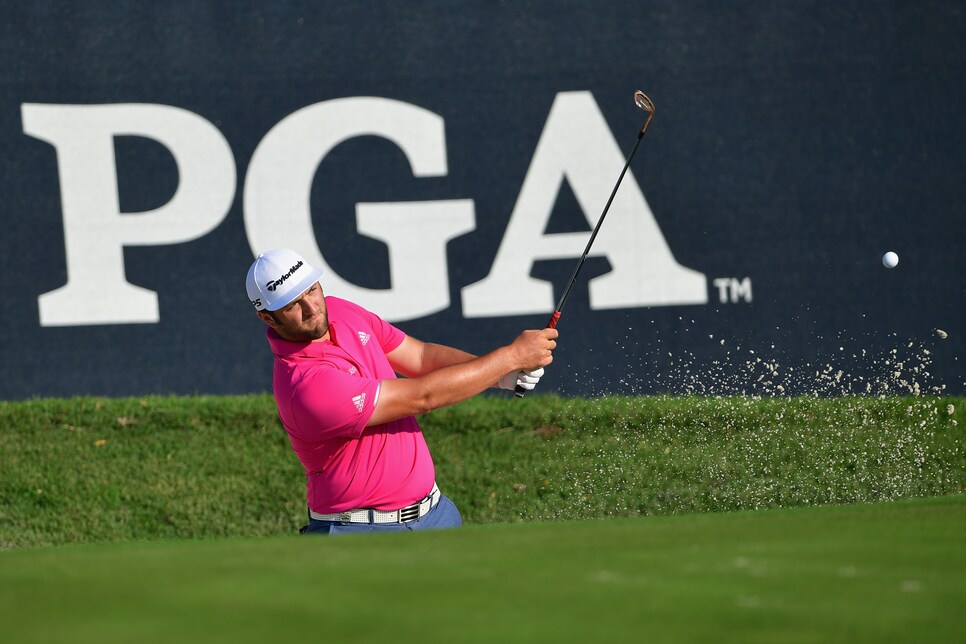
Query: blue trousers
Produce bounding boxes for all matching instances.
[300,494,462,535]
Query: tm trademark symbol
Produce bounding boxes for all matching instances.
[712,277,753,304]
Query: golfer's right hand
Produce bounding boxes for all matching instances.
[511,328,558,371]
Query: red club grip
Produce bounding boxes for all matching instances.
[546,310,562,329]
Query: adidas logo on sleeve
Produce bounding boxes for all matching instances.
[352,393,366,412]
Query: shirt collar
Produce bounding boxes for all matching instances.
[266,323,339,359]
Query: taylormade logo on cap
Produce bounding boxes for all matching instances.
[265,260,303,292]
[246,249,324,311]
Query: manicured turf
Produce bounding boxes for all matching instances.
[2,494,963,643]
[2,395,963,549]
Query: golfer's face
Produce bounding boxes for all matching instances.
[269,282,329,342]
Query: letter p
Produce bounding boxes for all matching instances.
[21,103,236,325]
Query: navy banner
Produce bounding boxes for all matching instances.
[1,1,963,399]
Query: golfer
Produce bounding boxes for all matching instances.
[247,248,557,534]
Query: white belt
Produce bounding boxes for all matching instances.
[309,483,441,524]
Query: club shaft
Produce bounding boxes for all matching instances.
[514,126,649,398]
[554,129,645,314]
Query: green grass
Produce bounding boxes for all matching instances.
[1,494,963,643]
[1,395,964,549]
[0,395,300,548]
[2,395,963,641]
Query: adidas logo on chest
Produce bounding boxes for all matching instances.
[357,332,370,346]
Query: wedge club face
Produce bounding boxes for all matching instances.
[634,90,655,135]
[634,90,654,113]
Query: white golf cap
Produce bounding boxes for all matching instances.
[246,249,324,311]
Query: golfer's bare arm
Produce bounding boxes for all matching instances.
[388,339,477,378]
[367,331,557,426]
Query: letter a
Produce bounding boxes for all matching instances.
[461,91,706,318]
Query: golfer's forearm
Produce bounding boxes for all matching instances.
[413,342,477,375]
[373,347,517,422]
[387,337,476,378]
[414,347,516,410]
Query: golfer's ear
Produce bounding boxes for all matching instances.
[256,311,276,327]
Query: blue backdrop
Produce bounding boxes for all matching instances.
[2,1,963,400]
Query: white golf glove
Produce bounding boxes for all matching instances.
[499,367,545,392]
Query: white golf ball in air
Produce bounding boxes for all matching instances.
[882,251,899,268]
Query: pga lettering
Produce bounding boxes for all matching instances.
[22,92,706,326]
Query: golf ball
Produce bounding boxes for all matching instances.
[882,251,899,268]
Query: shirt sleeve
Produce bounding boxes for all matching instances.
[349,299,406,353]
[289,366,381,441]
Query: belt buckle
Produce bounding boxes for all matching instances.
[339,511,353,524]
[399,503,420,523]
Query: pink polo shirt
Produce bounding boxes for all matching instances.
[267,296,435,513]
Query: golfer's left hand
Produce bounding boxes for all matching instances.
[499,368,545,391]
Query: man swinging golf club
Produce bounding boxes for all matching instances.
[247,248,557,534]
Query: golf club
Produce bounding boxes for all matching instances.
[515,89,655,397]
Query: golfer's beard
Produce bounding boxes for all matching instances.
[288,313,329,342]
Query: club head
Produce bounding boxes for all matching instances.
[633,90,654,114]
